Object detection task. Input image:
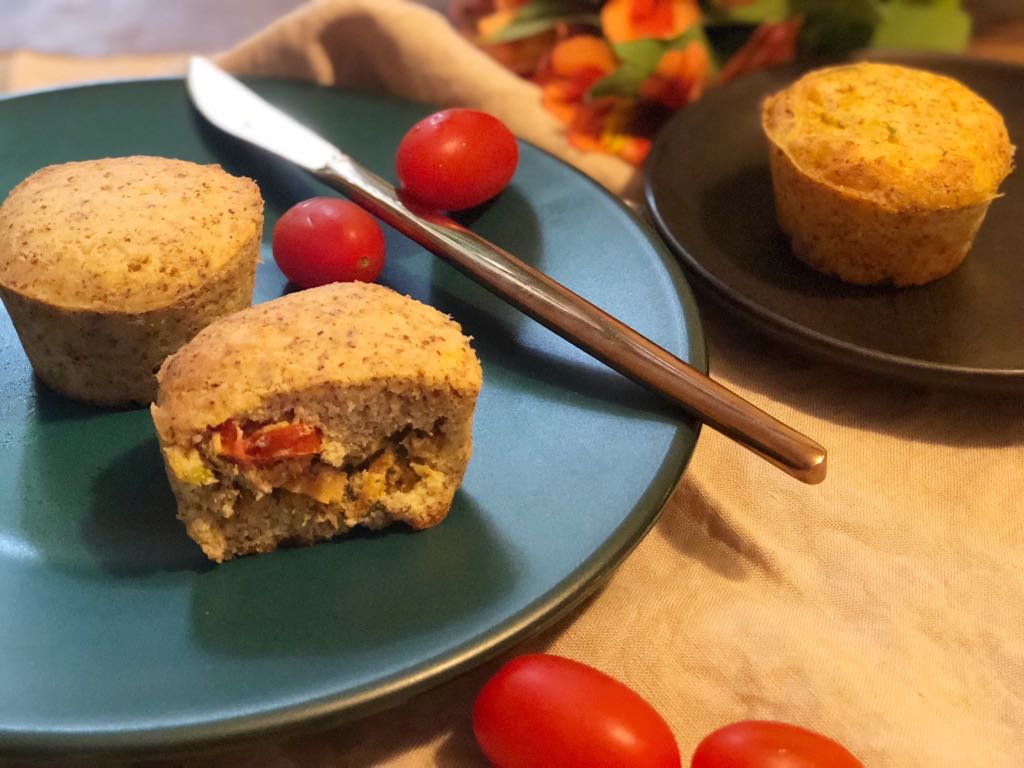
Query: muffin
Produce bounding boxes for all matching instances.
[0,156,263,405]
[761,62,1014,286]
[151,281,483,563]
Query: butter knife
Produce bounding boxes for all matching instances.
[186,56,827,484]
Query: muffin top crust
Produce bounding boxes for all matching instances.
[152,281,483,445]
[761,62,1014,210]
[0,156,263,312]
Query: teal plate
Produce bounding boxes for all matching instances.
[0,79,704,758]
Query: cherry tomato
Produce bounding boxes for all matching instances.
[216,420,322,465]
[395,108,518,211]
[473,654,680,768]
[691,720,862,768]
[272,197,385,287]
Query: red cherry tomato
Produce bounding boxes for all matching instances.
[272,197,385,288]
[473,654,680,768]
[396,108,518,211]
[215,420,322,466]
[691,720,862,768]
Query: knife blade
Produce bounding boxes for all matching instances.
[186,56,827,484]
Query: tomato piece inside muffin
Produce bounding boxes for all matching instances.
[151,282,483,563]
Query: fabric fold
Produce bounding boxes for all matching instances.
[1,2,1022,766]
[214,0,640,197]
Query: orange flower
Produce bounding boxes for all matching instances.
[601,0,701,44]
[477,2,557,76]
[638,41,711,109]
[566,98,652,166]
[538,35,617,123]
[717,17,803,84]
[549,34,619,78]
[449,0,529,35]
[535,35,650,165]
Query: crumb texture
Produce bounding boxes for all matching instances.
[0,155,263,404]
[761,62,1015,286]
[0,155,262,403]
[152,282,483,562]
[0,155,263,312]
[762,62,1014,211]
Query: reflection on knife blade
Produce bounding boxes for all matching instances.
[185,56,826,484]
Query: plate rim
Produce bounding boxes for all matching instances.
[0,76,707,758]
[643,51,1024,392]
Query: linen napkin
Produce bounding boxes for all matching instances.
[2,2,1023,766]
[2,2,636,199]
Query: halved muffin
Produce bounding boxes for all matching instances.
[762,62,1014,286]
[0,156,263,404]
[151,282,483,562]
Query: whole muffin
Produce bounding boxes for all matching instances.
[151,281,483,563]
[0,156,263,405]
[761,62,1014,286]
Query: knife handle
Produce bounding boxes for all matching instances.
[315,159,826,484]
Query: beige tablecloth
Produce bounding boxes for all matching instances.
[2,2,1023,766]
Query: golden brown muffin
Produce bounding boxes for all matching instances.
[151,281,483,563]
[0,156,263,404]
[762,62,1014,286]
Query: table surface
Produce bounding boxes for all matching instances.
[0,0,1020,58]
[0,5,1022,768]
[0,0,449,56]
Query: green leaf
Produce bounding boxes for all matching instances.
[481,0,601,43]
[794,0,970,56]
[795,0,882,55]
[612,38,671,70]
[590,26,714,99]
[588,38,667,98]
[612,25,707,67]
[511,0,601,19]
[870,0,971,52]
[588,61,651,98]
[703,23,763,63]
[484,13,600,42]
[703,0,790,26]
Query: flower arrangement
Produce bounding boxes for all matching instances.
[451,0,971,165]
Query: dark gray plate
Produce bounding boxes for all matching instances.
[644,53,1024,392]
